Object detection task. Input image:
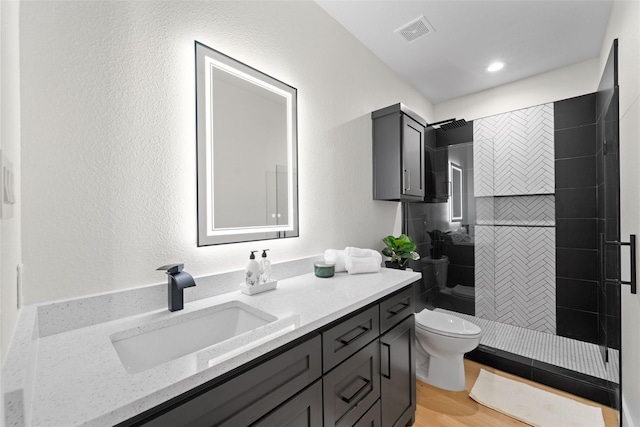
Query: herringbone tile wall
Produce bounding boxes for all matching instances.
[475,224,556,333]
[474,104,554,196]
[494,226,556,333]
[473,104,556,334]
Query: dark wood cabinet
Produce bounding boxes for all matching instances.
[136,335,321,427]
[353,400,381,427]
[322,305,379,373]
[253,380,323,427]
[323,340,380,427]
[372,104,426,202]
[379,286,414,334]
[380,316,416,427]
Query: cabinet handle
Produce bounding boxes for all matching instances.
[387,300,410,316]
[404,169,411,191]
[337,325,370,346]
[381,342,391,379]
[340,376,370,404]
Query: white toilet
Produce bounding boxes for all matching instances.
[414,309,482,391]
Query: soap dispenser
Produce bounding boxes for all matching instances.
[259,249,272,284]
[245,251,259,286]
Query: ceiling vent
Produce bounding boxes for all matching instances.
[395,16,435,43]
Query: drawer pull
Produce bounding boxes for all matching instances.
[340,376,370,404]
[337,325,370,346]
[381,342,391,379]
[387,300,409,316]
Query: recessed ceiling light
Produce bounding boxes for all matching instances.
[487,62,505,72]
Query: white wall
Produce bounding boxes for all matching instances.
[601,2,640,426]
[1,0,22,361]
[19,0,433,304]
[434,58,600,122]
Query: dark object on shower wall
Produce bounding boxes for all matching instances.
[427,229,452,260]
[427,118,467,131]
[435,120,474,148]
[427,120,474,204]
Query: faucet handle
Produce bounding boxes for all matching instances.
[157,263,184,275]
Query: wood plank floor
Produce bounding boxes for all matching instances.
[414,359,619,426]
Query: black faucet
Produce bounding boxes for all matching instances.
[157,263,196,312]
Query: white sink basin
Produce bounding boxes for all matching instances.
[110,301,282,374]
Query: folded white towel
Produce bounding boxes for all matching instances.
[345,256,381,275]
[345,247,382,260]
[324,249,347,272]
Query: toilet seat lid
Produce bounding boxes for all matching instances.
[415,309,481,337]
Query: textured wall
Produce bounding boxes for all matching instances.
[1,0,22,361]
[19,1,433,304]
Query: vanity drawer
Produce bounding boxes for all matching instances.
[140,335,321,427]
[379,286,414,334]
[354,400,381,427]
[253,380,323,427]
[323,340,381,427]
[322,305,379,373]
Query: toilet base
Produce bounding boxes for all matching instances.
[417,353,466,392]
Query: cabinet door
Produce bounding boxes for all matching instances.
[380,316,415,427]
[323,340,380,427]
[139,335,321,427]
[401,115,425,199]
[253,380,323,427]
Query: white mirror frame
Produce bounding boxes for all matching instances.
[195,41,299,246]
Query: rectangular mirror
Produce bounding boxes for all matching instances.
[449,162,463,222]
[195,41,298,246]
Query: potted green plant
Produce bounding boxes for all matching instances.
[427,229,452,259]
[381,234,420,270]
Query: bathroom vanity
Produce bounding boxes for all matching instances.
[127,285,415,426]
[2,265,419,427]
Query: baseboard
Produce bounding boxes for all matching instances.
[622,395,635,427]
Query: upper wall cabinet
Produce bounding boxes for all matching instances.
[372,104,426,202]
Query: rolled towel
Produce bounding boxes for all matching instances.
[345,247,382,260]
[345,256,381,275]
[324,249,347,272]
[345,248,383,269]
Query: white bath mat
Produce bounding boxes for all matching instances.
[469,369,605,427]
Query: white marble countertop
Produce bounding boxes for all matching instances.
[3,267,420,427]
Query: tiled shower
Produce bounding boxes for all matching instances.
[405,92,620,406]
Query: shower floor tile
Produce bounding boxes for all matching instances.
[436,308,619,384]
